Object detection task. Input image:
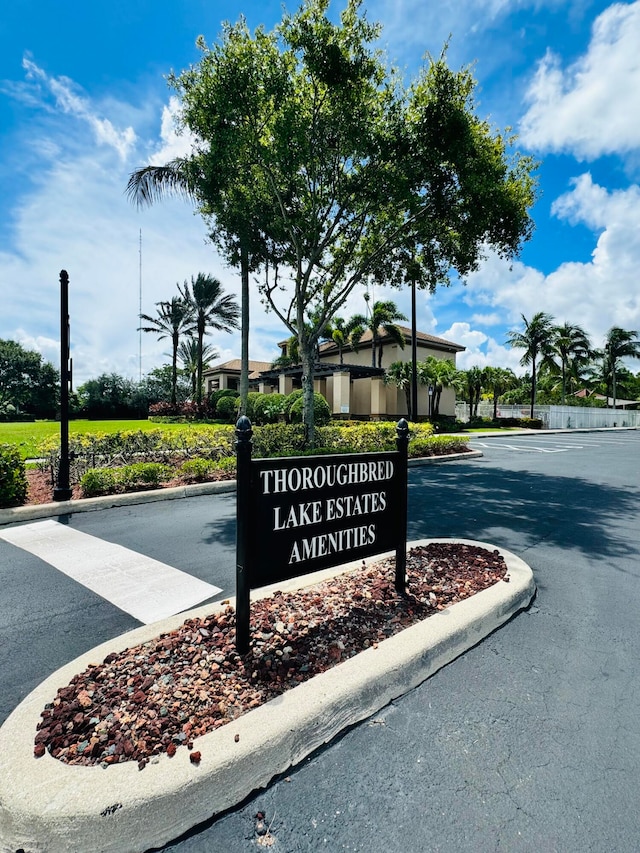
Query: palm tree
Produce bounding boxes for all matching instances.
[602,327,640,409]
[417,357,457,418]
[139,297,196,407]
[506,312,555,418]
[127,160,258,418]
[548,322,592,404]
[461,366,484,420]
[385,361,413,415]
[482,366,518,419]
[321,315,369,365]
[178,338,218,398]
[178,274,240,404]
[363,300,408,368]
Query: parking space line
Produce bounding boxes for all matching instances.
[0,519,222,624]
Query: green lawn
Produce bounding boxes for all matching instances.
[0,420,207,459]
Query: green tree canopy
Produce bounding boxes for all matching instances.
[129,0,536,443]
[0,339,59,417]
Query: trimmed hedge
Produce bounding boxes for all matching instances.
[32,418,469,499]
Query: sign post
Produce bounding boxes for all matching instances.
[235,415,253,655]
[234,418,409,652]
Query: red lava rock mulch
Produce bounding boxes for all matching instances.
[34,542,507,770]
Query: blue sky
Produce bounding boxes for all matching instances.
[2,0,640,385]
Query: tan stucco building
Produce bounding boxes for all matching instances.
[203,325,464,419]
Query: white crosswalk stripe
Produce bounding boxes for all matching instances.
[0,519,222,624]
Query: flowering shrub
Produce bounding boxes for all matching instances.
[149,402,177,417]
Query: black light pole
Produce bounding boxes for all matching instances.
[54,269,72,502]
[410,275,418,422]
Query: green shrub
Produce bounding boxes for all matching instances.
[244,392,263,422]
[408,435,469,458]
[80,468,117,498]
[288,392,331,426]
[217,456,237,476]
[519,417,543,429]
[80,462,170,497]
[254,393,287,425]
[117,462,170,489]
[283,389,304,420]
[216,394,240,422]
[179,458,217,482]
[0,444,28,507]
[252,423,307,457]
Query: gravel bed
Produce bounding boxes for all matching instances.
[34,543,506,770]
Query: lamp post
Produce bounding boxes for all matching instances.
[53,270,72,502]
[411,276,418,422]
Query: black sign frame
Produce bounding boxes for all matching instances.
[235,417,409,653]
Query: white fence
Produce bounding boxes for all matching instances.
[454,402,640,429]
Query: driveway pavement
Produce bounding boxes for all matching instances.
[1,428,639,851]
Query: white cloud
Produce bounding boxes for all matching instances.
[19,57,136,160]
[150,96,197,164]
[470,312,503,326]
[460,174,640,353]
[520,1,640,159]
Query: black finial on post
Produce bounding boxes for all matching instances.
[395,418,409,593]
[54,270,72,502]
[235,416,253,654]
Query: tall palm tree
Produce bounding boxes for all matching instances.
[602,326,640,409]
[178,338,218,398]
[178,274,240,404]
[482,366,518,419]
[506,312,555,418]
[139,297,196,407]
[127,161,256,417]
[363,300,408,368]
[547,322,592,404]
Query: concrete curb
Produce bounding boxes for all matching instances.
[0,538,535,853]
[0,451,481,527]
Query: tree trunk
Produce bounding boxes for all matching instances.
[300,344,316,447]
[530,359,536,419]
[433,388,441,417]
[171,334,178,408]
[612,364,617,410]
[239,240,250,417]
[196,323,204,405]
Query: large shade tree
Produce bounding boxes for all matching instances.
[506,312,555,418]
[129,0,536,444]
[0,340,59,417]
[139,297,196,406]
